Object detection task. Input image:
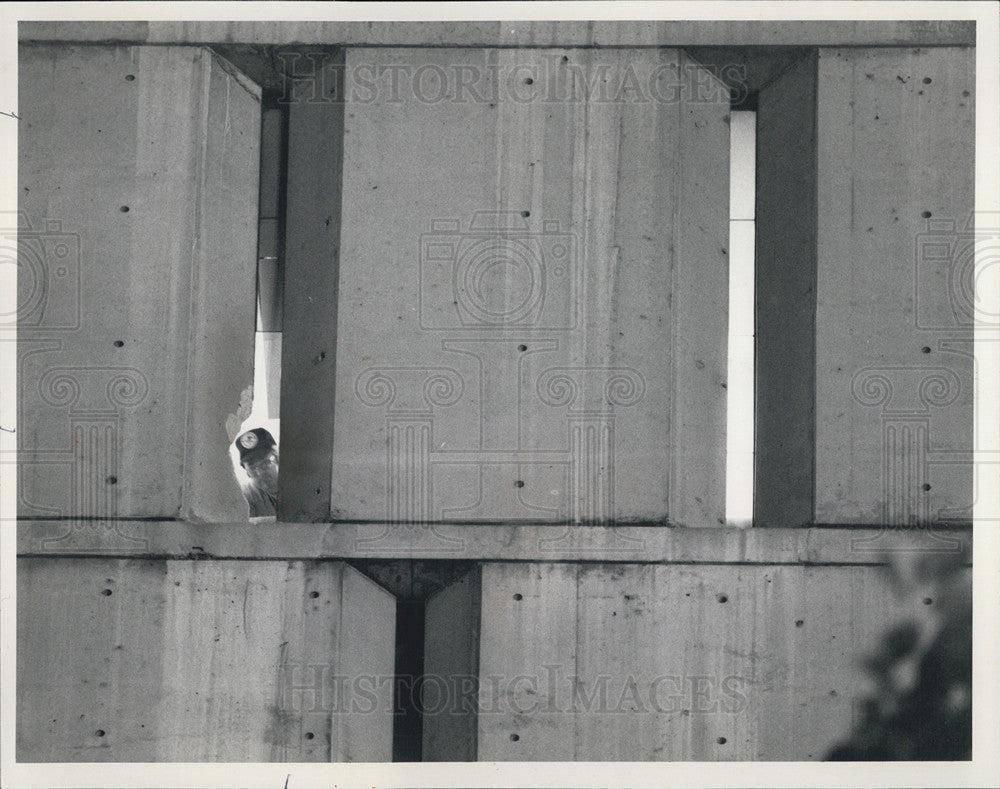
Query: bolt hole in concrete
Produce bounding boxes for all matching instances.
[305,732,315,740]
[795,619,804,627]
[101,589,112,596]
[113,340,124,347]
[510,733,520,742]
[922,483,932,491]
[520,209,530,217]
[518,344,528,352]
[106,475,117,485]
[923,77,932,84]
[95,730,105,737]
[924,597,934,605]
[922,210,933,218]
[922,346,932,353]
[513,593,523,601]
[119,206,129,213]
[124,74,135,81]
[717,594,729,603]
[514,480,525,488]
[717,736,727,745]
[309,591,319,599]
[726,109,756,527]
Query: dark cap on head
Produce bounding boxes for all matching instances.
[235,428,276,465]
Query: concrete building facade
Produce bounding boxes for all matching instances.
[15,20,976,762]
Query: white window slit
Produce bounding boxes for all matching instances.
[726,110,756,527]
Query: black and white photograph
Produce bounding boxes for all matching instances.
[2,2,998,787]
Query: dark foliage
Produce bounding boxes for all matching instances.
[826,546,971,760]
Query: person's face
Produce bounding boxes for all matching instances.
[243,451,279,495]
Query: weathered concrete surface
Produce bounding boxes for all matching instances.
[18,45,260,522]
[814,47,975,525]
[327,47,728,526]
[16,558,395,761]
[17,520,972,564]
[19,20,976,47]
[423,561,924,760]
[279,49,344,521]
[755,53,818,528]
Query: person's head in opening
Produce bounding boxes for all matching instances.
[235,428,279,515]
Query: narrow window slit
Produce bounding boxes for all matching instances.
[231,97,287,521]
[726,109,756,527]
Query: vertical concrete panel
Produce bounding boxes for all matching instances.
[153,560,312,760]
[476,563,579,760]
[573,564,763,760]
[329,48,730,526]
[17,558,167,761]
[755,53,818,527]
[423,566,481,761]
[184,52,263,522]
[814,47,974,524]
[332,565,397,762]
[669,51,732,528]
[748,565,907,760]
[450,561,911,760]
[280,49,344,521]
[17,45,259,521]
[17,558,395,761]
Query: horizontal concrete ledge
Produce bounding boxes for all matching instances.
[19,20,976,47]
[16,520,972,564]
